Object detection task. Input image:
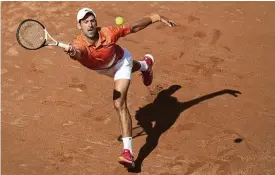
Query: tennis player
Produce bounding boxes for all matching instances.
[64,8,176,168]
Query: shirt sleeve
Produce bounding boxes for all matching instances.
[108,25,132,43]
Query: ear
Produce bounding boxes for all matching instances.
[77,22,82,30]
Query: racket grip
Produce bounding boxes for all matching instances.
[57,42,70,50]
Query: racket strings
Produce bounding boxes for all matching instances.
[17,21,45,49]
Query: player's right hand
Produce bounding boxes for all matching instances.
[64,44,77,57]
[63,44,72,52]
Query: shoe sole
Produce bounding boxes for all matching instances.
[118,157,135,168]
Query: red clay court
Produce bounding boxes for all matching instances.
[2,2,275,175]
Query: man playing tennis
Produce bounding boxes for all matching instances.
[65,8,176,168]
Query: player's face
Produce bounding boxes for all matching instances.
[80,13,97,39]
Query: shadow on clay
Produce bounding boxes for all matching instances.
[124,85,241,173]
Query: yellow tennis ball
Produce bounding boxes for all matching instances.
[115,16,124,25]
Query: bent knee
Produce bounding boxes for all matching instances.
[113,100,127,111]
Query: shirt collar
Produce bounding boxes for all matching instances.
[95,27,106,48]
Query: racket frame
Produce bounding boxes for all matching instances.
[16,19,69,50]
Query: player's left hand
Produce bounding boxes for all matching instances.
[160,16,177,27]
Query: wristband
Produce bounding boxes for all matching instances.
[149,14,161,23]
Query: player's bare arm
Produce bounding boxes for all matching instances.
[130,14,177,33]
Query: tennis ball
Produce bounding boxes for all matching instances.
[115,16,124,25]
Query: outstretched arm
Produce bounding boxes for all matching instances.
[64,14,176,58]
[130,14,177,33]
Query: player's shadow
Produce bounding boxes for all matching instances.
[128,85,241,172]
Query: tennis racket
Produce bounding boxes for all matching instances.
[16,19,70,50]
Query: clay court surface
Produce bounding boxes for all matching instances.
[2,1,275,175]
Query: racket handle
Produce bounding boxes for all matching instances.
[57,42,70,50]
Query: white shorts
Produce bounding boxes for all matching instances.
[95,48,133,81]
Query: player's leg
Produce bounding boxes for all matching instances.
[113,79,132,137]
[114,81,135,168]
[112,50,135,168]
[113,80,133,143]
[132,60,141,72]
[113,79,132,139]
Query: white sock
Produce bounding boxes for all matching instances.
[138,61,148,72]
[122,137,133,154]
